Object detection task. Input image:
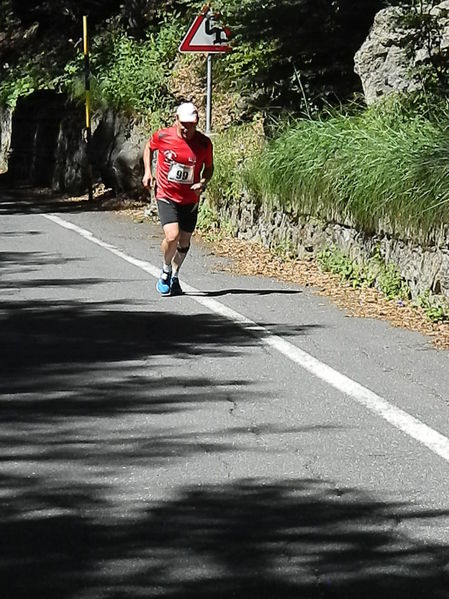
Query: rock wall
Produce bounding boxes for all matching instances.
[1,91,148,195]
[89,110,147,194]
[52,108,147,195]
[355,2,449,104]
[217,194,449,301]
[0,106,13,173]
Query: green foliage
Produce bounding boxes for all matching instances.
[245,93,449,242]
[0,71,34,108]
[207,121,265,208]
[196,199,234,239]
[271,237,297,259]
[219,40,277,87]
[376,262,411,300]
[89,18,180,116]
[0,56,55,107]
[196,199,220,232]
[416,290,449,322]
[318,246,411,300]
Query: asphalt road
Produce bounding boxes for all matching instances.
[1,186,449,599]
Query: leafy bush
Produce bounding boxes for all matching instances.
[89,18,180,117]
[416,290,449,322]
[0,66,36,108]
[0,55,57,107]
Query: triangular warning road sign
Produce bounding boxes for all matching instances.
[179,8,231,53]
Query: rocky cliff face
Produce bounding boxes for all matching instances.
[355,2,449,104]
[0,107,13,173]
[1,91,147,195]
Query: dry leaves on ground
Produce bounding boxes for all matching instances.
[197,234,449,351]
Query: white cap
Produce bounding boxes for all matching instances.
[176,102,198,123]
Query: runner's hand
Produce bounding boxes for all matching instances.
[142,174,155,189]
[191,181,205,197]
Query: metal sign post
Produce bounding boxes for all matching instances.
[83,15,93,201]
[206,54,213,134]
[179,5,231,135]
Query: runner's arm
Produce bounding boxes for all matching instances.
[142,141,155,188]
[199,165,214,191]
[191,165,214,195]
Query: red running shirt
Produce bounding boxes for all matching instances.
[149,126,213,205]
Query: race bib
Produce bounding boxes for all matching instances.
[167,161,194,184]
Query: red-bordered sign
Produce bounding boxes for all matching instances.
[179,7,231,53]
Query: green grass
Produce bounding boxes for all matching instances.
[243,95,449,243]
[207,120,265,207]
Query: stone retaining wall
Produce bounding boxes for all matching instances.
[217,196,449,301]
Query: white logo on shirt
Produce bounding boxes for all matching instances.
[163,150,177,161]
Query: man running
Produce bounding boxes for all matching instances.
[142,102,214,296]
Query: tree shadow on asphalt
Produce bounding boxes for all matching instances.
[1,283,449,598]
[1,476,449,599]
[0,248,86,274]
[0,298,321,375]
[0,294,324,461]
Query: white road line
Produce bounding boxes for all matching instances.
[43,213,449,463]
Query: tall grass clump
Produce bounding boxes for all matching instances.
[247,95,449,243]
[207,120,265,207]
[198,120,265,235]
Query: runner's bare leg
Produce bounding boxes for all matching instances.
[161,222,180,269]
[172,230,192,276]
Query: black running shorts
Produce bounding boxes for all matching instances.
[156,198,199,233]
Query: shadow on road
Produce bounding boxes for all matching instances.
[0,294,323,455]
[4,184,447,598]
[1,476,449,599]
[0,298,320,376]
[1,298,449,598]
[189,288,302,297]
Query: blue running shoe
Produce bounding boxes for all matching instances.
[156,270,171,296]
[170,276,183,296]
